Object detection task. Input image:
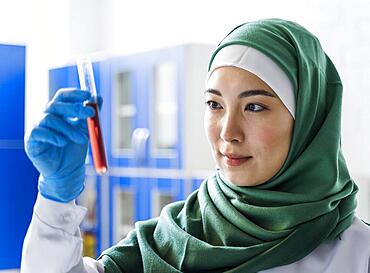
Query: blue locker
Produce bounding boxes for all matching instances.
[108,56,143,167]
[109,48,185,169]
[110,176,137,244]
[0,44,26,140]
[146,177,184,218]
[0,44,39,269]
[145,47,185,170]
[109,175,184,243]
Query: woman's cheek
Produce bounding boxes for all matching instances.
[253,125,278,148]
[254,124,292,163]
[252,128,280,155]
[204,115,218,143]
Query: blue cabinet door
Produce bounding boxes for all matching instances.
[109,47,185,169]
[145,177,184,219]
[0,44,25,140]
[144,46,185,170]
[0,44,39,269]
[109,56,144,167]
[0,150,38,269]
[109,175,137,245]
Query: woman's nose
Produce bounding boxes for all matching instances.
[220,112,244,143]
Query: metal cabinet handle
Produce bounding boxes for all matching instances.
[131,128,150,166]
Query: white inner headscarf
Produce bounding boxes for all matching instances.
[208,44,295,119]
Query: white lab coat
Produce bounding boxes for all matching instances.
[21,194,370,273]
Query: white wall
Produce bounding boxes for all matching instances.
[0,0,71,133]
[1,0,369,219]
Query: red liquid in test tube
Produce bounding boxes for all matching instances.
[77,58,108,174]
[86,102,108,174]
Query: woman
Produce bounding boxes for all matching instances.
[21,19,370,273]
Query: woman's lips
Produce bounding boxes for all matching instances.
[223,153,252,167]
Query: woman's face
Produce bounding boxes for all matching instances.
[204,66,294,186]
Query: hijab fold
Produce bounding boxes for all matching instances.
[100,19,358,272]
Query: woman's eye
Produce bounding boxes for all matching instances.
[245,103,265,112]
[205,100,222,110]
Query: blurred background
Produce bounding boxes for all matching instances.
[1,0,369,271]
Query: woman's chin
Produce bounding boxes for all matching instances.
[221,170,261,187]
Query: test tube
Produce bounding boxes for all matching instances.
[77,58,108,174]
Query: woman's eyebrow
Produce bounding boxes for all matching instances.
[204,88,277,98]
[238,89,277,98]
[204,88,222,96]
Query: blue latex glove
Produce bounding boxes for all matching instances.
[25,88,102,203]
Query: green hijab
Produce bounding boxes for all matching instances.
[100,18,358,272]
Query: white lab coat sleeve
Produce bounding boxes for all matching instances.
[21,194,105,273]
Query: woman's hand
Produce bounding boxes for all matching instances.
[25,88,102,203]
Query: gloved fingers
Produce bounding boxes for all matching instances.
[45,101,95,120]
[53,88,92,103]
[76,119,89,132]
[51,88,103,112]
[97,95,103,110]
[39,114,89,144]
[28,126,67,148]
[74,120,90,141]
